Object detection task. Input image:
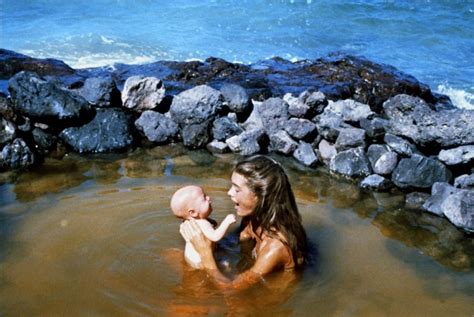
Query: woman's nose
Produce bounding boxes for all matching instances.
[227,188,232,197]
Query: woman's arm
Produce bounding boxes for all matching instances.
[180,220,289,291]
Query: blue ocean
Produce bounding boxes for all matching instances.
[1,0,473,108]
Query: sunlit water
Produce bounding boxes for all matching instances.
[0,0,473,109]
[0,145,473,316]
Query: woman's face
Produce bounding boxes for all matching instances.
[228,172,258,217]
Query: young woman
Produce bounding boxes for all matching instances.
[180,155,307,290]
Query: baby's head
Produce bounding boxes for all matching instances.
[170,185,212,220]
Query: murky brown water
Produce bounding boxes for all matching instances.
[1,145,473,316]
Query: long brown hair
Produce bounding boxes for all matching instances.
[234,155,307,268]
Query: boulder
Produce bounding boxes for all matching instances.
[405,192,430,210]
[0,117,16,146]
[170,85,223,126]
[134,111,178,143]
[226,129,264,156]
[300,90,328,117]
[206,140,229,154]
[8,71,92,125]
[212,116,244,141]
[360,174,393,191]
[318,139,337,166]
[269,130,298,155]
[383,94,474,148]
[438,145,474,166]
[367,144,398,175]
[293,141,318,167]
[454,174,474,189]
[334,127,366,151]
[359,117,389,140]
[392,154,452,189]
[31,128,56,154]
[441,190,474,232]
[242,100,264,131]
[0,138,35,170]
[329,147,372,178]
[219,83,251,115]
[284,93,309,118]
[325,99,374,123]
[313,110,351,142]
[423,182,458,216]
[77,76,121,108]
[384,133,418,157]
[284,118,317,141]
[60,108,133,153]
[258,97,289,134]
[182,121,211,149]
[122,76,166,112]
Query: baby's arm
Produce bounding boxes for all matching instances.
[196,214,236,242]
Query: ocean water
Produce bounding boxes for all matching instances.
[0,0,473,109]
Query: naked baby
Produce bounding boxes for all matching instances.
[170,185,236,269]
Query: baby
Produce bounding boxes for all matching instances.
[170,185,236,269]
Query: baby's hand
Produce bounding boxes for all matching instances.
[224,214,236,225]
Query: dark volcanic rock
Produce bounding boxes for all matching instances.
[8,71,93,125]
[367,144,398,175]
[122,76,166,112]
[219,83,251,115]
[359,117,389,140]
[423,182,458,216]
[329,147,372,178]
[0,93,16,122]
[134,111,178,143]
[392,154,452,189]
[384,133,419,157]
[0,117,16,146]
[284,118,317,141]
[313,110,350,142]
[442,190,474,232]
[383,94,474,148]
[300,90,328,116]
[0,138,35,170]
[226,129,264,156]
[77,76,121,108]
[182,121,211,149]
[269,130,298,155]
[212,116,244,141]
[0,49,74,79]
[334,127,366,151]
[438,145,474,166]
[31,127,57,154]
[258,97,289,134]
[59,108,133,153]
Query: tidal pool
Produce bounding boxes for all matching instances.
[1,145,473,316]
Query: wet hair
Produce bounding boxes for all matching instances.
[234,155,307,268]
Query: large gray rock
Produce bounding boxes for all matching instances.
[359,117,389,140]
[454,174,474,189]
[284,118,317,141]
[325,99,374,123]
[392,154,452,189]
[77,76,121,108]
[293,141,318,167]
[300,90,328,117]
[134,111,178,143]
[170,85,223,126]
[384,133,418,157]
[329,147,372,178]
[212,116,243,141]
[220,83,251,114]
[122,76,166,112]
[441,189,474,232]
[367,144,398,175]
[0,138,35,170]
[269,130,298,155]
[423,182,458,216]
[334,127,366,151]
[284,93,308,118]
[258,97,289,134]
[313,110,351,142]
[360,174,393,191]
[226,130,264,156]
[182,121,211,149]
[60,109,134,153]
[0,117,16,146]
[383,94,474,148]
[242,100,264,131]
[438,145,474,166]
[318,139,337,165]
[8,71,92,124]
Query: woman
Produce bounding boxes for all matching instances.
[180,155,307,290]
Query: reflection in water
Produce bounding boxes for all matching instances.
[0,146,473,315]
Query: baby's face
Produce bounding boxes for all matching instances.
[189,187,212,219]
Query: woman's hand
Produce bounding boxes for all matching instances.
[180,219,214,262]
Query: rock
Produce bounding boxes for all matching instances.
[220,83,251,115]
[384,133,418,157]
[454,174,474,189]
[212,116,244,141]
[438,145,474,166]
[367,144,398,175]
[0,117,16,146]
[318,139,337,165]
[8,71,93,125]
[293,141,318,167]
[242,100,264,131]
[334,127,366,151]
[405,192,430,210]
[60,109,133,153]
[134,111,178,143]
[441,189,474,232]
[226,129,264,155]
[284,93,308,118]
[258,97,289,134]
[269,130,298,155]
[31,128,56,154]
[0,93,16,122]
[392,154,452,189]
[325,99,374,123]
[121,76,166,112]
[329,147,372,178]
[423,182,458,216]
[182,121,211,149]
[313,110,351,142]
[0,138,35,170]
[360,174,393,191]
[77,76,121,108]
[284,118,317,141]
[300,90,328,117]
[170,85,223,126]
[359,117,389,140]
[206,140,229,154]
[383,94,474,148]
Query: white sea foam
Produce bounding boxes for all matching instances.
[436,85,474,110]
